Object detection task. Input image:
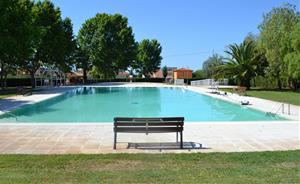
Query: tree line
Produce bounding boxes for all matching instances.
[194,3,300,90]
[0,0,163,89]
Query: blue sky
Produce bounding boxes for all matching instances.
[52,0,299,70]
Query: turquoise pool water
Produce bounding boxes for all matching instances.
[0,87,284,122]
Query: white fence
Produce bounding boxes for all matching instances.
[191,79,228,86]
[174,79,185,85]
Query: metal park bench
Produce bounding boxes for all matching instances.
[113,117,184,149]
[16,86,32,96]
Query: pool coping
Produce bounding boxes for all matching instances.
[0,120,298,126]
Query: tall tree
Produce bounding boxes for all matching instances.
[21,0,65,88]
[75,46,91,84]
[162,65,168,80]
[193,70,206,79]
[284,20,300,90]
[78,13,137,78]
[215,41,258,89]
[258,3,299,89]
[136,39,162,78]
[202,54,224,78]
[244,33,269,83]
[54,17,77,73]
[0,0,33,89]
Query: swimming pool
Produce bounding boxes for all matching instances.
[0,87,284,122]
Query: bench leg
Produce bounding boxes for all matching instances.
[180,131,183,149]
[113,132,117,150]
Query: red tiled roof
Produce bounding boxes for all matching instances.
[117,71,129,77]
[151,70,163,78]
[174,68,193,72]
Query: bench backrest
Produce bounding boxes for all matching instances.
[233,86,247,94]
[114,117,184,133]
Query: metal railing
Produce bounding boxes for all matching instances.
[267,103,291,116]
[4,112,18,121]
[190,79,229,86]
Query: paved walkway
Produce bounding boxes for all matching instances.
[0,122,298,154]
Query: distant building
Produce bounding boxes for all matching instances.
[173,68,193,79]
[151,70,163,78]
[166,67,177,80]
[116,71,129,79]
[65,69,84,84]
[151,67,177,80]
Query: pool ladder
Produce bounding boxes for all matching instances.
[5,112,18,122]
[267,103,291,116]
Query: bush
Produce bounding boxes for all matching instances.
[91,78,165,83]
[134,78,164,83]
[6,78,31,87]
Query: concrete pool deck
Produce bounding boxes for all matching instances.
[0,122,298,154]
[0,82,299,153]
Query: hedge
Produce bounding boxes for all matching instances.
[5,78,31,87]
[3,77,168,87]
[91,78,165,83]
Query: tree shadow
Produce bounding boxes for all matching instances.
[0,87,78,111]
[0,98,32,112]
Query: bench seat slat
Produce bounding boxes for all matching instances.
[114,122,183,126]
[115,127,183,133]
[114,117,184,121]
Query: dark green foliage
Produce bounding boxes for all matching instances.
[0,0,33,89]
[78,13,137,78]
[136,39,162,78]
[216,41,259,89]
[162,65,168,79]
[284,20,300,89]
[74,46,91,84]
[55,17,77,72]
[259,3,299,89]
[0,0,76,89]
[193,70,207,79]
[23,1,76,87]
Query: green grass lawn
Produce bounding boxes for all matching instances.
[220,88,300,106]
[0,151,299,183]
[0,93,15,99]
[0,89,16,99]
[0,87,36,99]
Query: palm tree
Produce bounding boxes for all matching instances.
[215,41,258,89]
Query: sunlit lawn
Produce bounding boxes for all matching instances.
[0,86,36,99]
[0,151,299,183]
[221,88,300,106]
